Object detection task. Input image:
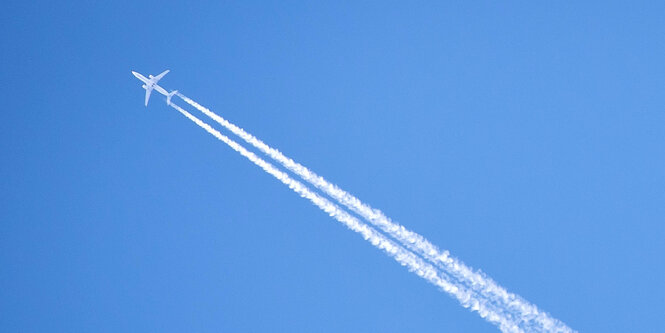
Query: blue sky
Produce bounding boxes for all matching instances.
[1,1,664,332]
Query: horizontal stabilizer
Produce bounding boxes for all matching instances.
[167,90,178,105]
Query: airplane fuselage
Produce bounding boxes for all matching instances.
[133,72,150,84]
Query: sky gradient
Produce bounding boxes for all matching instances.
[1,1,664,332]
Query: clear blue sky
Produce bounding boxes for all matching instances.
[1,1,664,332]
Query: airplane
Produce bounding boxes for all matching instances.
[131,70,178,106]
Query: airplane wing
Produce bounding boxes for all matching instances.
[144,88,152,106]
[153,70,170,82]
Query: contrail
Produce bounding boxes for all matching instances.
[169,101,522,332]
[177,93,573,332]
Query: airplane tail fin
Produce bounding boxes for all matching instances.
[167,90,178,105]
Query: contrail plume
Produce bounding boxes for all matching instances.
[169,101,522,332]
[177,94,573,332]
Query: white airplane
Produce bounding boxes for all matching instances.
[131,70,178,106]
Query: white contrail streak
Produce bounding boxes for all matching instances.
[177,94,573,332]
[169,102,522,332]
